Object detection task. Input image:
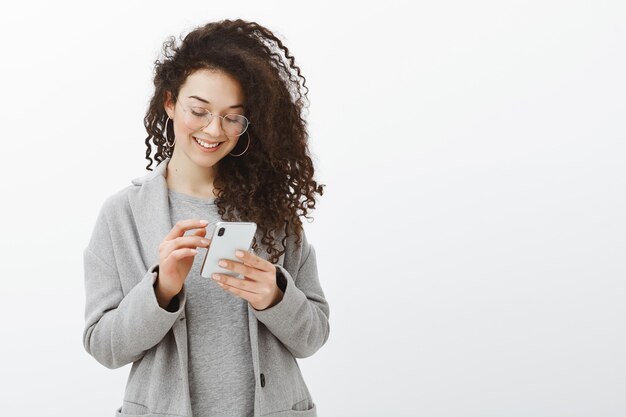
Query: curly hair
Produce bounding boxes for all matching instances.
[143,19,324,263]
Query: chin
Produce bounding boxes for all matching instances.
[191,153,223,168]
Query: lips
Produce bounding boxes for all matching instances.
[193,136,223,152]
[194,136,220,146]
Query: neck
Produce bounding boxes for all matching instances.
[166,151,218,198]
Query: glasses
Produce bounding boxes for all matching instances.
[176,98,250,137]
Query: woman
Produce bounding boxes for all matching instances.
[82,19,330,417]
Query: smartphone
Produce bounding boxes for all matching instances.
[200,221,257,279]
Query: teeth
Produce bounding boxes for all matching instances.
[194,137,220,148]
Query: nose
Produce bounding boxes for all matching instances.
[201,115,223,137]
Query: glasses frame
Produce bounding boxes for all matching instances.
[175,96,251,137]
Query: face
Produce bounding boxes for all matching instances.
[164,68,247,169]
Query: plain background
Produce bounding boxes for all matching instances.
[1,0,625,416]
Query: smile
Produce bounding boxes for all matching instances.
[193,137,223,152]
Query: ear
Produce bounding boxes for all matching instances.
[163,91,175,118]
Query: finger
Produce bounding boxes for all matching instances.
[217,258,262,280]
[167,247,198,262]
[164,219,209,241]
[191,227,207,238]
[214,276,260,299]
[234,249,274,272]
[172,235,211,250]
[188,228,210,247]
[160,235,210,258]
[216,281,257,304]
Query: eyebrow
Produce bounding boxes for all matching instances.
[188,95,245,109]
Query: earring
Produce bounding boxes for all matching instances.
[164,117,176,155]
[229,131,251,157]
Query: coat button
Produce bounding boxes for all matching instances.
[260,373,265,387]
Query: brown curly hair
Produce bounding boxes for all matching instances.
[143,19,324,263]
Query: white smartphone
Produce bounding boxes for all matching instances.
[200,221,257,279]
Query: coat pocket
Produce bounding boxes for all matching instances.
[262,401,317,417]
[115,401,147,416]
[115,401,177,417]
[115,406,148,417]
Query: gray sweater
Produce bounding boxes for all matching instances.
[82,158,330,417]
[168,189,254,416]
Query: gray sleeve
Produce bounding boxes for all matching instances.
[252,232,330,358]
[82,200,186,369]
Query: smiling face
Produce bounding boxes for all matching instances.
[164,68,247,169]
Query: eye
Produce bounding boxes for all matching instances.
[225,114,245,124]
[190,107,209,117]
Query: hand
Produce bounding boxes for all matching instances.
[156,219,211,305]
[211,249,284,310]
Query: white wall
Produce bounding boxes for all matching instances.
[1,0,624,416]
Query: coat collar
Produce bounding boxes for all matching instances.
[126,157,282,270]
[128,158,174,270]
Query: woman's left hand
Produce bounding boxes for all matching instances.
[212,250,284,310]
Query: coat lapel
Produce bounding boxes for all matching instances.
[128,158,194,416]
[126,157,280,416]
[127,156,285,270]
[128,158,173,270]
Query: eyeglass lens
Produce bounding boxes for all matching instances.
[184,107,249,136]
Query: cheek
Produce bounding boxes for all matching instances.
[226,137,239,149]
[174,120,193,137]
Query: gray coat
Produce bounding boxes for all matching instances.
[82,158,330,416]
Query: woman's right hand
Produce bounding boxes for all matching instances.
[154,219,211,307]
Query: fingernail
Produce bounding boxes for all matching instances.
[212,274,220,281]
[199,220,208,225]
[218,260,227,267]
[235,250,244,258]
